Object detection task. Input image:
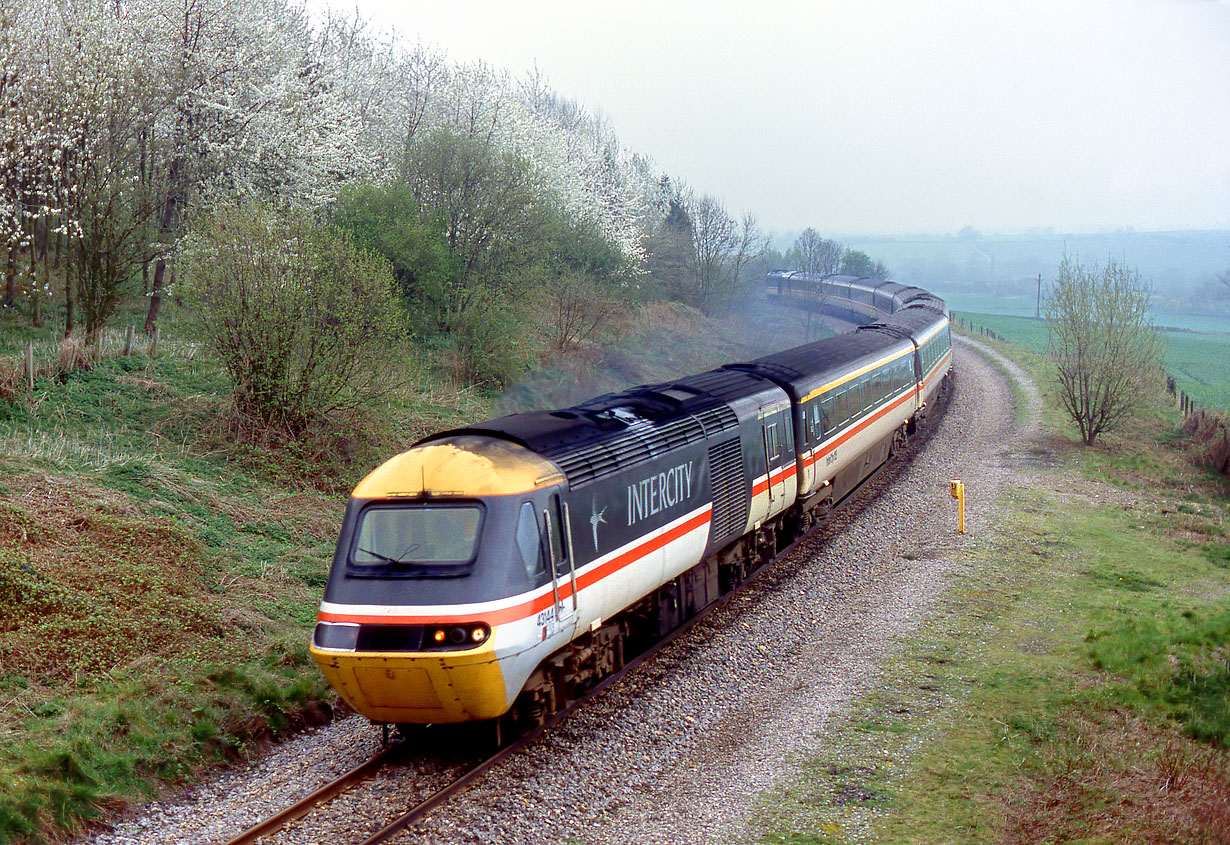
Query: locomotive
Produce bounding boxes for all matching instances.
[310,273,952,731]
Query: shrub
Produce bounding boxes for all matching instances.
[1045,255,1164,445]
[180,205,405,432]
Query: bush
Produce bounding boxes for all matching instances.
[1045,255,1164,445]
[449,296,536,387]
[180,205,406,432]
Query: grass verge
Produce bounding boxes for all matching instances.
[751,333,1229,844]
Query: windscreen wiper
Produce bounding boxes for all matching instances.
[356,547,402,565]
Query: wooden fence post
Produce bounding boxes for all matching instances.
[149,326,160,358]
[123,325,135,356]
[24,341,34,392]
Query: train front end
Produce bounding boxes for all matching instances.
[310,435,566,725]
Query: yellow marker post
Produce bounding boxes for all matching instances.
[949,480,966,534]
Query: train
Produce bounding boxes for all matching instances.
[309,272,953,733]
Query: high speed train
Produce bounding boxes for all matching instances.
[310,273,953,732]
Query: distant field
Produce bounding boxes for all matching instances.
[941,291,1230,333]
[955,311,1230,412]
[939,291,1042,317]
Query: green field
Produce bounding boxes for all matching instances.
[954,311,1230,412]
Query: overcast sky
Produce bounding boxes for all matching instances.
[313,0,1230,238]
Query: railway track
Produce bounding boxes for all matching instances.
[223,387,953,845]
[224,547,794,844]
[224,519,830,845]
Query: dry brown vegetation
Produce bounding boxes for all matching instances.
[1184,409,1230,477]
[1002,710,1230,844]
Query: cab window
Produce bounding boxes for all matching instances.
[515,502,545,579]
[351,504,482,573]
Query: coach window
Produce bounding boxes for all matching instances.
[766,422,780,459]
[821,394,835,436]
[836,391,850,426]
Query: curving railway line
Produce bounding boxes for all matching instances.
[221,372,954,844]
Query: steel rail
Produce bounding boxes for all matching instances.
[222,742,407,845]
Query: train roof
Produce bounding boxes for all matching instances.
[419,368,782,488]
[859,304,950,346]
[726,330,911,400]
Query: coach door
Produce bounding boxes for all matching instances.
[761,414,785,504]
[543,494,578,625]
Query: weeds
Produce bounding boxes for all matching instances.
[0,648,333,842]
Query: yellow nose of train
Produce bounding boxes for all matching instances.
[309,434,567,725]
[313,640,507,724]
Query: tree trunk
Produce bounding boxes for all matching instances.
[143,157,182,335]
[64,241,74,338]
[3,241,15,308]
[145,258,168,332]
[31,220,44,327]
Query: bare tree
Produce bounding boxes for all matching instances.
[544,270,618,352]
[793,228,822,276]
[681,194,767,315]
[1045,255,1163,446]
[816,237,842,276]
[788,228,842,277]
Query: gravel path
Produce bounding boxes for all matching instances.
[85,333,1035,845]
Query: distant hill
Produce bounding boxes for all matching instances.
[834,229,1229,301]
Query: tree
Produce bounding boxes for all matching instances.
[402,125,548,329]
[181,204,405,432]
[1044,255,1163,446]
[839,249,885,279]
[680,193,766,315]
[329,180,454,331]
[791,228,842,277]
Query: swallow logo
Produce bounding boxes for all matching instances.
[589,498,607,552]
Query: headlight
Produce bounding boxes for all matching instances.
[313,622,359,651]
[424,623,490,649]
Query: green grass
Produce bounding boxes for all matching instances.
[1163,330,1230,412]
[955,310,1230,412]
[0,644,332,840]
[0,306,390,841]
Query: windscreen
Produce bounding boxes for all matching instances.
[350,504,483,570]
